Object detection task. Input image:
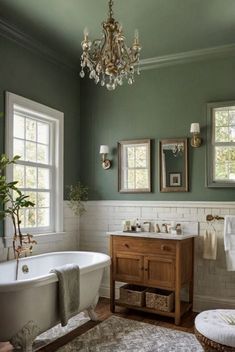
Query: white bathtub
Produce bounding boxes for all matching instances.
[0,251,110,345]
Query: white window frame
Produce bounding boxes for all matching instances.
[207,100,235,187]
[5,92,64,240]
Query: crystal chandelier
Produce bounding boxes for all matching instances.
[80,0,141,91]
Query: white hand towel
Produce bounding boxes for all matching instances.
[203,230,217,260]
[224,216,235,251]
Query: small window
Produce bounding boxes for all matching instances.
[207,101,235,187]
[118,139,151,193]
[5,92,64,235]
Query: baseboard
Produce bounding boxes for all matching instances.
[99,285,235,313]
[193,295,235,312]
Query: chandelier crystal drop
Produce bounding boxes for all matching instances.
[80,0,141,91]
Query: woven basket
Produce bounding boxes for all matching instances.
[119,284,147,307]
[146,288,174,312]
[194,328,235,352]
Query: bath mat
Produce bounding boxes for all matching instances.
[34,312,90,351]
[57,315,203,352]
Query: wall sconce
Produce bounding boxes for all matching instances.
[190,123,202,148]
[99,145,111,170]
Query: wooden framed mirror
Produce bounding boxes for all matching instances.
[118,139,151,193]
[159,138,188,192]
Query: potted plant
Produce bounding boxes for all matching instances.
[0,154,37,275]
[66,182,88,216]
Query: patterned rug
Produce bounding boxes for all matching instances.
[57,315,203,352]
[34,312,89,351]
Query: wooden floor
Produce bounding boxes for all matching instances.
[39,297,197,351]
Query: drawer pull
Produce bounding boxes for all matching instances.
[161,244,170,251]
[124,243,129,248]
[144,268,148,272]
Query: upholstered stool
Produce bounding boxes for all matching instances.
[195,310,235,351]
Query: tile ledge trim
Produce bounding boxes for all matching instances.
[86,200,235,208]
[0,231,74,249]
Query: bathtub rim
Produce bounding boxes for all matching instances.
[0,251,110,292]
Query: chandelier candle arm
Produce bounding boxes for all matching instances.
[80,0,141,90]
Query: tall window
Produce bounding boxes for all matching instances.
[5,92,64,235]
[207,101,235,187]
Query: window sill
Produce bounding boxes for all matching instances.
[1,231,67,248]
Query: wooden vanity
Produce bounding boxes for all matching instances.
[108,231,197,325]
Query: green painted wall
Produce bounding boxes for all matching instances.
[80,57,235,200]
[0,36,80,192]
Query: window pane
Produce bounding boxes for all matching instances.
[215,163,228,180]
[229,110,235,125]
[37,144,49,164]
[215,127,229,142]
[25,166,37,188]
[26,191,37,205]
[127,169,135,189]
[228,126,235,142]
[25,208,36,227]
[38,168,50,189]
[215,147,230,162]
[136,169,148,188]
[37,122,49,145]
[14,114,25,139]
[26,118,36,141]
[126,146,134,168]
[14,164,25,188]
[38,192,50,207]
[215,110,229,126]
[14,139,25,159]
[135,146,147,167]
[26,141,36,162]
[229,163,235,180]
[19,209,25,228]
[38,208,49,227]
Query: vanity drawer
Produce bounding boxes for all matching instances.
[112,236,176,256]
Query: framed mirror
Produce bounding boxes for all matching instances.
[159,138,188,192]
[118,139,151,193]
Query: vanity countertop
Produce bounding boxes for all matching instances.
[106,231,198,240]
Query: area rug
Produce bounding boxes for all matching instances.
[57,315,203,352]
[33,312,90,351]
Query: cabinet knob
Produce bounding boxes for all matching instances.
[124,243,129,248]
[161,244,169,251]
[144,268,148,271]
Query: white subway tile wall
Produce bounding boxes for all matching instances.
[1,200,235,312]
[80,201,235,312]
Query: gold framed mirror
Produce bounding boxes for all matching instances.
[118,139,151,193]
[159,138,188,192]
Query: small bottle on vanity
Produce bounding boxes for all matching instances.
[176,223,182,235]
[136,219,141,232]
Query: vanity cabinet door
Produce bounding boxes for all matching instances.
[113,252,144,283]
[143,256,175,289]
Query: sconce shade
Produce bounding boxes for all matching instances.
[190,123,200,133]
[100,145,109,154]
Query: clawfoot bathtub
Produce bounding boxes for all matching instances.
[0,251,110,350]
